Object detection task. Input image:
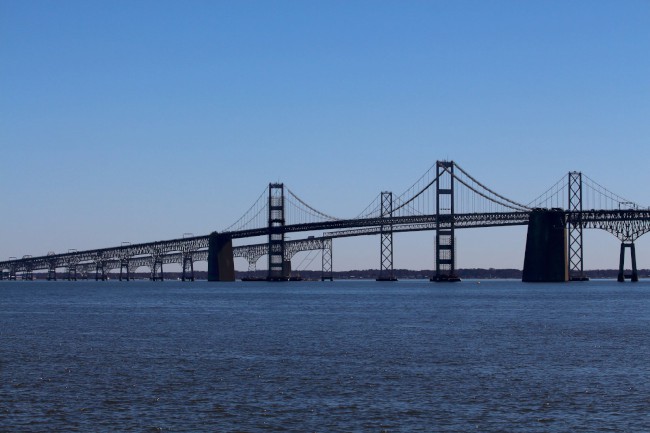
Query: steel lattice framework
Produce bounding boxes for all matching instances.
[568,172,585,280]
[378,192,395,281]
[3,160,650,282]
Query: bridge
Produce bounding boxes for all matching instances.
[2,161,649,282]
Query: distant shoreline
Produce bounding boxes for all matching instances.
[14,268,648,281]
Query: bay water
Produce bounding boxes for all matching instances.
[1,279,649,432]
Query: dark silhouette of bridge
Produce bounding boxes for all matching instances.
[2,161,649,282]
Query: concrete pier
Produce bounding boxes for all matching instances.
[522,209,568,282]
[207,232,235,282]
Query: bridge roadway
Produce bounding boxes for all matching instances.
[2,209,650,277]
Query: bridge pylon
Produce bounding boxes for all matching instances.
[267,183,287,281]
[377,192,397,281]
[207,232,235,282]
[321,237,333,281]
[568,172,588,281]
[431,161,460,282]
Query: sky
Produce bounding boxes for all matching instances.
[1,0,649,272]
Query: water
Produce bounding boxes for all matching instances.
[1,279,649,432]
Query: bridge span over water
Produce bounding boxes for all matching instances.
[2,161,649,282]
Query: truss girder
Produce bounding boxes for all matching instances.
[4,210,650,275]
[567,210,650,242]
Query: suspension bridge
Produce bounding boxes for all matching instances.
[2,161,649,283]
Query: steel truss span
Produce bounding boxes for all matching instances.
[3,209,648,277]
[2,160,650,280]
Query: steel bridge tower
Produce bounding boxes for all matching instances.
[568,172,588,281]
[268,183,286,281]
[377,191,397,281]
[321,237,333,281]
[431,161,460,282]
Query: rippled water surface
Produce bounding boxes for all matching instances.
[2,279,650,432]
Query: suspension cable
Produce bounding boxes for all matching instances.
[453,162,530,210]
[583,174,639,209]
[223,186,269,232]
[286,187,340,221]
[449,169,528,212]
[393,170,443,213]
[527,175,566,208]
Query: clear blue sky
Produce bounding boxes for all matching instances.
[1,0,649,271]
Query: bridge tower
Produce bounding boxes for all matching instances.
[431,161,460,282]
[568,172,588,281]
[321,237,333,281]
[377,192,397,281]
[267,183,287,281]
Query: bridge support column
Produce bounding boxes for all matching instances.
[67,266,77,281]
[568,172,589,281]
[522,209,568,282]
[431,161,460,282]
[283,260,292,280]
[242,251,264,280]
[150,257,164,281]
[119,259,130,281]
[267,183,286,281]
[377,192,397,282]
[95,262,107,281]
[208,232,235,282]
[22,270,33,281]
[617,242,638,282]
[321,237,333,281]
[182,254,195,282]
